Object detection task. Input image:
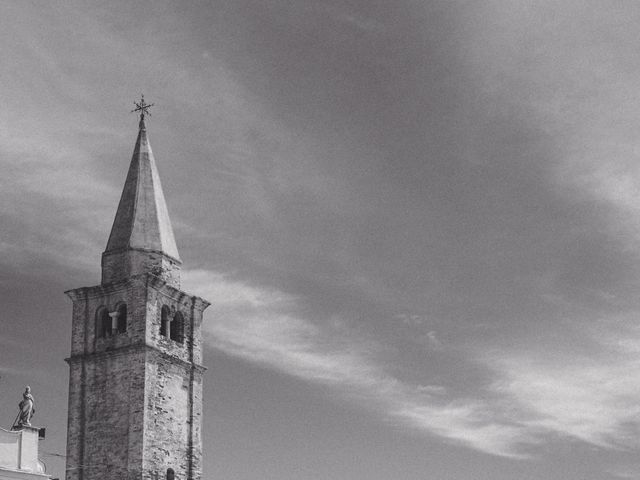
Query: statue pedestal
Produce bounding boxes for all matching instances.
[0,425,49,476]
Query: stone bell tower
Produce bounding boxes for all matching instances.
[64,101,210,480]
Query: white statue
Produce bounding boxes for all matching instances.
[17,386,35,427]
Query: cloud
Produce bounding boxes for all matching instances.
[183,269,539,457]
[482,320,640,450]
[184,270,640,458]
[462,1,640,250]
[0,130,117,272]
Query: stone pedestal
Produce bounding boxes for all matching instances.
[0,426,49,480]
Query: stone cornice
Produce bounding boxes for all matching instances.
[65,343,207,373]
[101,247,182,266]
[65,273,210,310]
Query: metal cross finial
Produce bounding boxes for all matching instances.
[131,94,154,120]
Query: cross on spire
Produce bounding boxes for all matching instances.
[131,94,154,121]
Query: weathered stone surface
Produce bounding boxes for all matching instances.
[64,118,210,480]
[65,274,209,480]
[104,121,180,263]
[102,248,181,288]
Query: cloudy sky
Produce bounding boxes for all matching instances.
[2,1,640,479]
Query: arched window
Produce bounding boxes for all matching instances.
[160,305,170,338]
[166,468,175,480]
[96,307,111,338]
[117,304,127,333]
[170,312,184,344]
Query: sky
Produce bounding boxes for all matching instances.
[2,1,640,479]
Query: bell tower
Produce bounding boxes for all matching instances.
[64,101,210,480]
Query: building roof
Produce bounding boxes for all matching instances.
[104,116,181,261]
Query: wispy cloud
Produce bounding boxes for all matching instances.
[184,269,540,457]
[482,320,640,450]
[0,130,117,272]
[184,270,640,459]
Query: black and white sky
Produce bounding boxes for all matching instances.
[2,1,640,479]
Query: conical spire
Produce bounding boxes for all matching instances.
[101,109,182,287]
[105,118,180,259]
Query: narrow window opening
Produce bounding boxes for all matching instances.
[117,304,127,333]
[160,305,170,338]
[103,309,112,337]
[170,312,184,344]
[96,308,111,338]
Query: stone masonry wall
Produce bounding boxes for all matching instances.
[65,275,209,480]
[102,250,181,289]
[66,277,147,480]
[141,278,208,480]
[143,356,190,480]
[65,349,147,480]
